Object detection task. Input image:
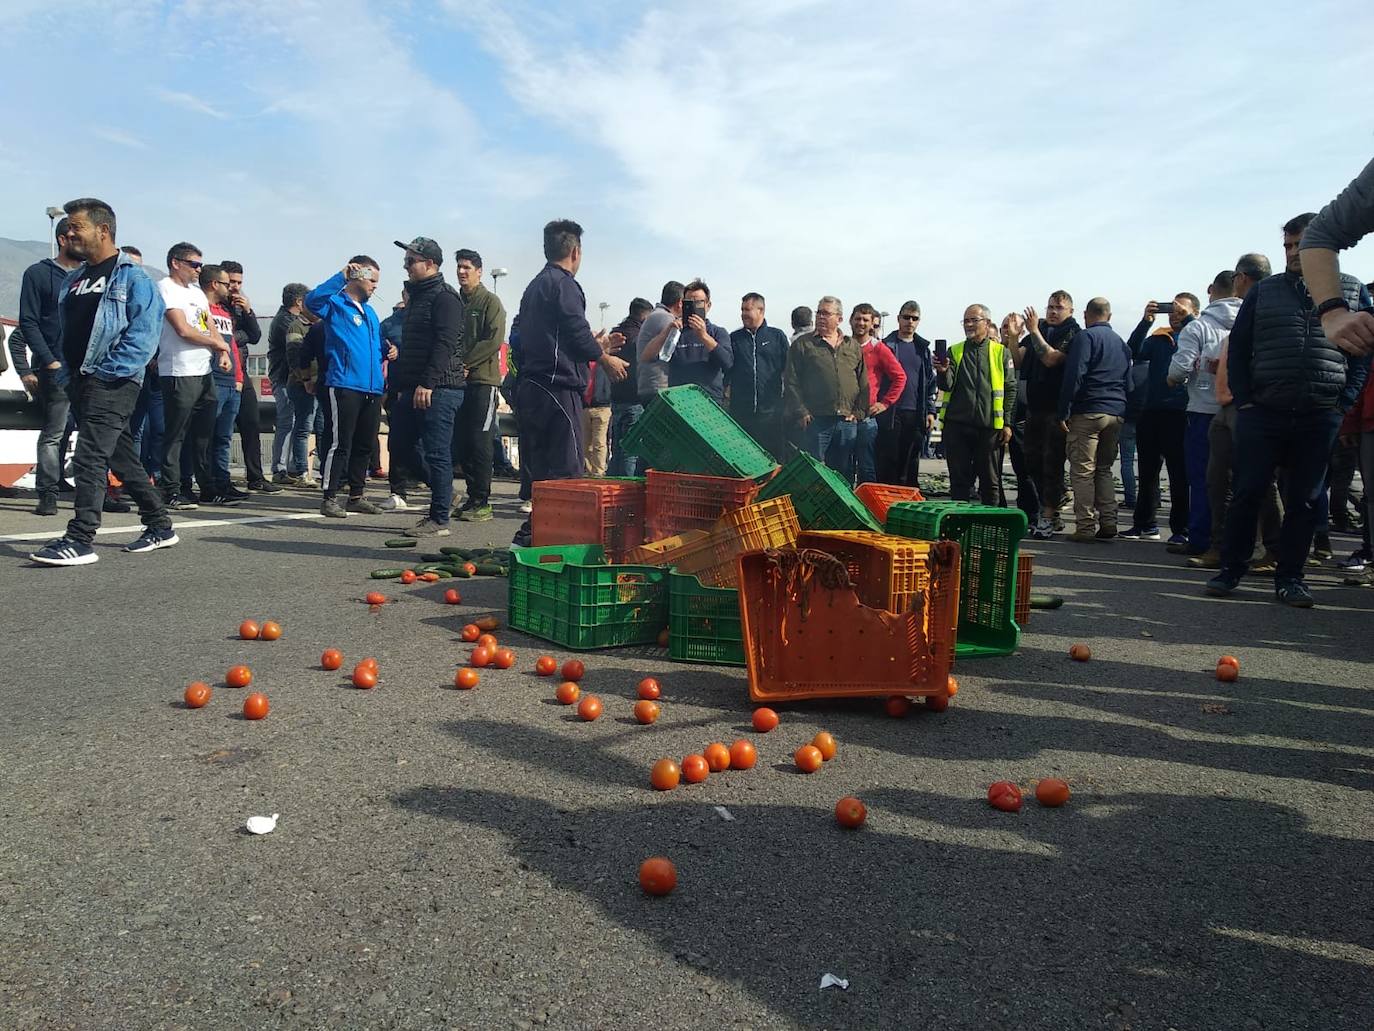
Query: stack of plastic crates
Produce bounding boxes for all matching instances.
[736,543,960,704]
[854,482,925,524]
[796,530,960,663]
[628,496,800,589]
[507,544,667,650]
[645,469,760,539]
[1015,553,1034,627]
[756,451,882,532]
[531,478,645,562]
[621,385,778,479]
[884,501,1027,657]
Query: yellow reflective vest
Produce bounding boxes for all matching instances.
[939,339,1008,429]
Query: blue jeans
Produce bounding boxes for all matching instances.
[608,402,643,477]
[269,376,293,474]
[131,377,164,481]
[1185,412,1214,550]
[854,416,878,485]
[391,385,464,523]
[1220,405,1341,584]
[804,416,858,477]
[1119,419,1137,506]
[287,382,317,476]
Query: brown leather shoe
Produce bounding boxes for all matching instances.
[1186,548,1221,569]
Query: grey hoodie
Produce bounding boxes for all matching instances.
[1168,295,1242,414]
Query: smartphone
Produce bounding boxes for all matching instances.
[934,338,948,361]
[348,266,374,282]
[682,299,705,324]
[1153,300,1175,313]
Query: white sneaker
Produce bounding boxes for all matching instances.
[380,493,409,511]
[519,501,532,514]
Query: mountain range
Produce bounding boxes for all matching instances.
[0,236,166,320]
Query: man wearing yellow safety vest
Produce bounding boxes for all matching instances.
[934,304,1017,503]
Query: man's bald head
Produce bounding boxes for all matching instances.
[1084,297,1111,324]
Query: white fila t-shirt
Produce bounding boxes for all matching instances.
[157,278,214,377]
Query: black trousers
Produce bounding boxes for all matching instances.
[876,407,926,487]
[160,373,216,500]
[66,375,170,544]
[456,382,498,506]
[235,375,264,484]
[943,420,1002,505]
[733,406,788,464]
[386,387,424,495]
[513,378,583,541]
[1133,408,1189,534]
[320,386,382,499]
[1024,408,1068,515]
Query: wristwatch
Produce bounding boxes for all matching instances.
[1315,297,1350,318]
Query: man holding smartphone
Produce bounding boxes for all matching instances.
[935,305,1016,504]
[667,279,733,404]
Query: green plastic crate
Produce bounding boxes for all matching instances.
[667,571,745,666]
[884,501,1027,657]
[755,451,882,532]
[622,385,778,479]
[508,544,667,650]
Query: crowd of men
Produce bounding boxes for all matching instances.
[13,157,1374,608]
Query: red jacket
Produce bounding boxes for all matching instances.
[861,339,906,408]
[1342,375,1374,435]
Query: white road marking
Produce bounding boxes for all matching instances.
[0,510,324,543]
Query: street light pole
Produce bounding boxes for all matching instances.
[598,301,609,330]
[45,206,63,258]
[490,267,508,296]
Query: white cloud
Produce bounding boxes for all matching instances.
[154,88,230,120]
[91,127,148,150]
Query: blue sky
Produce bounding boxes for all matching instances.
[2,0,1373,336]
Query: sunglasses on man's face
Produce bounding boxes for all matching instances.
[179,258,204,270]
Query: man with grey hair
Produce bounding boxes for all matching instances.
[935,304,1016,503]
[784,296,867,474]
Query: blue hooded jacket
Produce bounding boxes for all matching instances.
[305,272,385,395]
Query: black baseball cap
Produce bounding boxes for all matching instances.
[395,237,443,264]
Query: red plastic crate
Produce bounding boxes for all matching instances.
[531,479,646,562]
[1015,553,1033,627]
[645,470,760,540]
[855,482,925,524]
[737,543,961,704]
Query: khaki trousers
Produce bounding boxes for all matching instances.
[581,404,612,477]
[1066,413,1123,535]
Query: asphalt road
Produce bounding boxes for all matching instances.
[1,482,1372,1030]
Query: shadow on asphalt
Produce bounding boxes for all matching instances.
[391,780,1374,1029]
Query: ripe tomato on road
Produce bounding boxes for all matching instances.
[476,634,498,652]
[1217,655,1241,673]
[987,781,1023,813]
[794,744,824,773]
[656,628,670,649]
[639,856,677,896]
[352,665,378,689]
[455,668,479,690]
[401,570,417,584]
[577,695,603,721]
[650,758,681,790]
[703,742,731,772]
[812,731,837,761]
[945,675,959,697]
[751,707,779,733]
[320,649,343,671]
[637,677,661,700]
[535,655,558,676]
[358,657,379,672]
[493,648,516,669]
[461,624,480,642]
[365,591,386,606]
[444,588,461,604]
[469,646,494,668]
[728,739,757,770]
[259,620,282,641]
[226,665,253,688]
[463,562,478,576]
[555,681,581,705]
[885,695,911,718]
[184,682,212,709]
[1069,643,1092,662]
[681,754,709,784]
[238,620,260,640]
[1035,778,1071,807]
[835,796,867,829]
[633,700,660,725]
[1216,663,1239,683]
[561,659,585,682]
[242,692,269,720]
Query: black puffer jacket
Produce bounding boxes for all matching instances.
[1247,272,1364,411]
[393,273,465,390]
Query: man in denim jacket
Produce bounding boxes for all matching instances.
[30,198,177,567]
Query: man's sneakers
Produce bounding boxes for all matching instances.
[124,527,179,554]
[1276,580,1315,608]
[1120,526,1162,541]
[321,497,348,518]
[519,501,533,514]
[1248,550,1278,575]
[403,518,451,538]
[1186,548,1221,569]
[459,503,493,523]
[30,537,98,566]
[1310,532,1333,562]
[1028,517,1056,541]
[272,471,302,487]
[1165,534,1189,553]
[248,479,284,494]
[1094,527,1118,541]
[346,495,383,515]
[379,493,409,511]
[203,486,247,506]
[103,492,132,514]
[1205,572,1241,596]
[1067,529,1098,544]
[166,494,200,511]
[33,493,58,516]
[1337,549,1370,573]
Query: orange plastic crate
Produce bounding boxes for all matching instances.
[1015,553,1033,627]
[625,529,725,583]
[737,543,960,703]
[531,479,645,562]
[645,470,760,540]
[627,496,800,589]
[854,482,925,524]
[795,529,932,610]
